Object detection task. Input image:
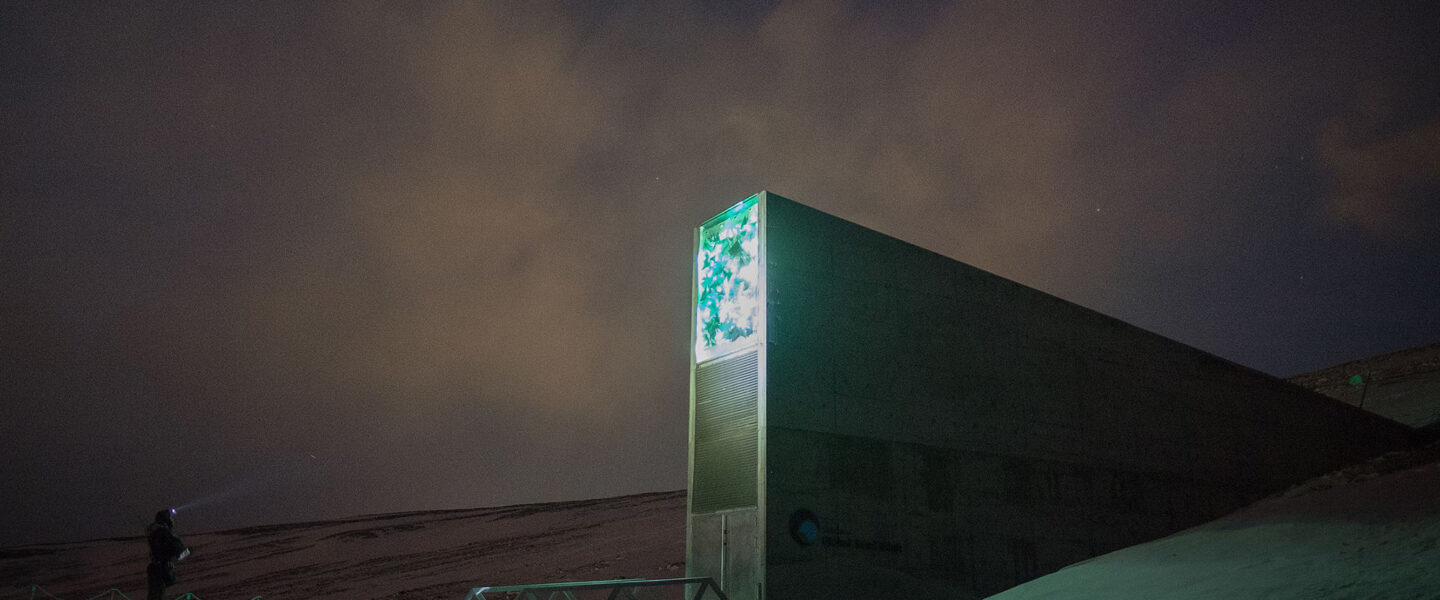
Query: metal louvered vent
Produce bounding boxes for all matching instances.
[692,349,760,513]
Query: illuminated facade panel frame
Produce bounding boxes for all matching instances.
[689,193,768,600]
[694,194,761,364]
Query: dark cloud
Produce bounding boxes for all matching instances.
[1319,102,1440,237]
[2,0,1437,546]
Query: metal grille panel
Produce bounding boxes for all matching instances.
[693,349,760,513]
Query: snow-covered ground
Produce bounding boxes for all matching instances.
[14,449,1440,600]
[19,443,1440,598]
[988,442,1440,600]
[989,346,1440,599]
[7,345,1437,600]
[1290,343,1440,429]
[0,491,685,600]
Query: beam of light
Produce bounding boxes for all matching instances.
[172,453,323,513]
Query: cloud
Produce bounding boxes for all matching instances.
[1319,106,1440,237]
[3,0,1438,545]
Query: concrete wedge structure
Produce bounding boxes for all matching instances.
[685,192,1424,600]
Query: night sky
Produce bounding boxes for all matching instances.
[3,1,1438,548]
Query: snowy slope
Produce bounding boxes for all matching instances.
[18,448,1440,600]
[8,345,1439,600]
[987,442,1440,600]
[0,491,685,600]
[1289,342,1440,429]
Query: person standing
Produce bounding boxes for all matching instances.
[145,509,190,600]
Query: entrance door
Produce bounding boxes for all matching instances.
[722,508,761,600]
[688,508,761,600]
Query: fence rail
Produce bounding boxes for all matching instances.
[464,577,729,600]
[14,586,259,600]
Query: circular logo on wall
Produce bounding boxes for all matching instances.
[788,509,820,546]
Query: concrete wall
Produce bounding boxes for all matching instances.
[758,193,1421,599]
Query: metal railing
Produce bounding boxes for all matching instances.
[15,586,258,600]
[82,589,132,600]
[464,577,729,600]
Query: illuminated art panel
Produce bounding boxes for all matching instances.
[695,195,760,363]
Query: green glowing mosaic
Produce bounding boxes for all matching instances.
[695,195,760,362]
